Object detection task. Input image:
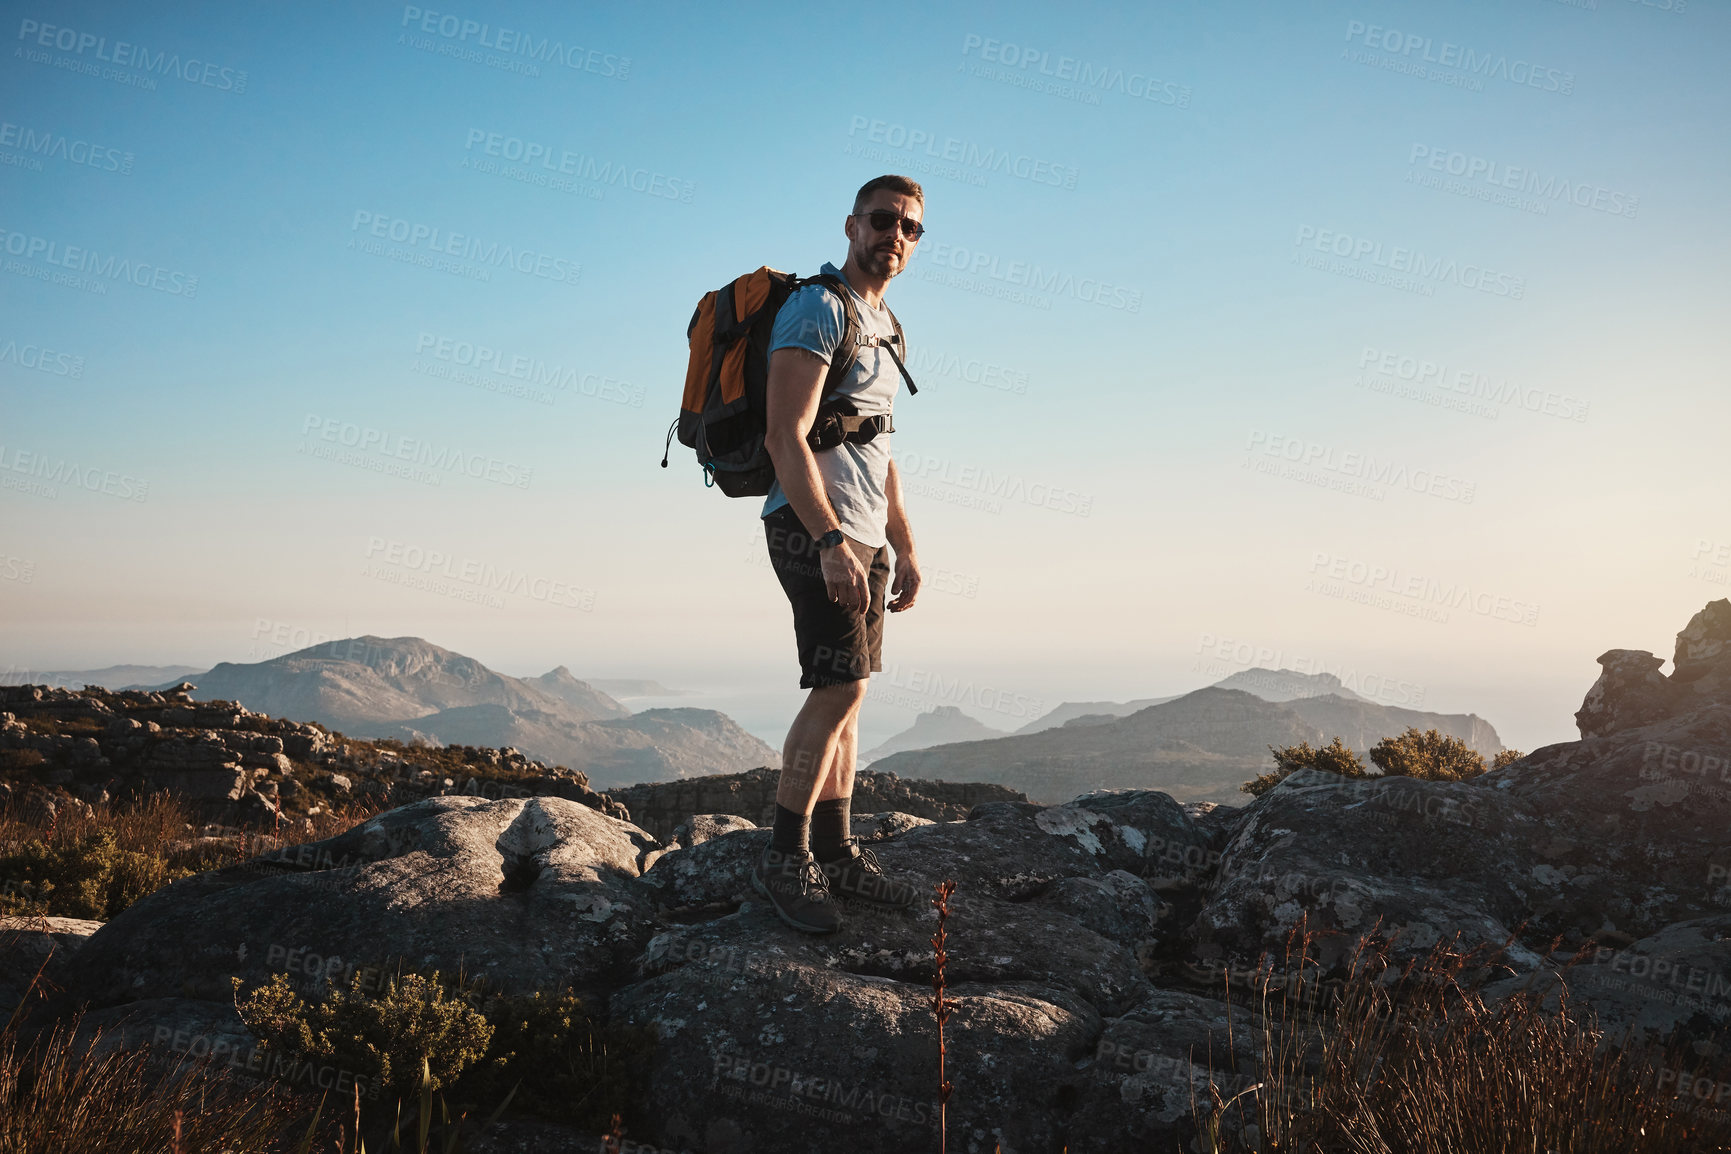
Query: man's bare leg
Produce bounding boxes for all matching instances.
[816,708,858,805]
[775,680,866,817]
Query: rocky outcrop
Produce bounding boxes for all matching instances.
[1186,602,1731,1053]
[1575,649,1684,739]
[1575,601,1731,741]
[0,683,625,823]
[1674,599,1731,697]
[36,788,1253,1153]
[603,766,1027,844]
[54,797,661,1012]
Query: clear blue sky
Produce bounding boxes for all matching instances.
[3,0,1727,753]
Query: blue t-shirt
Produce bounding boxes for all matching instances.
[761,262,904,549]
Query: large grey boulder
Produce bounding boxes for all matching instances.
[56,796,663,1011]
[1193,769,1549,972]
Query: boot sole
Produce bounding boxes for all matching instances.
[751,868,843,935]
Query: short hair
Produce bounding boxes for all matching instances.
[853,174,924,215]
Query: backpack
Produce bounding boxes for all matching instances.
[659,266,917,497]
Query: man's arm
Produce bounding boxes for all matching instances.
[764,346,870,612]
[885,458,920,612]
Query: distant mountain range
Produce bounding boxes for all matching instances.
[18,649,1503,802]
[1012,697,1180,736]
[860,705,1007,763]
[869,670,1502,804]
[0,664,203,690]
[155,637,775,788]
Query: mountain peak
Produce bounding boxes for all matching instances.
[1210,667,1369,704]
[862,706,1005,764]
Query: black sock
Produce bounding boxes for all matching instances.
[771,803,810,856]
[811,797,852,861]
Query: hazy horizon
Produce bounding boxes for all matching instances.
[5,1,1727,763]
[0,617,1684,756]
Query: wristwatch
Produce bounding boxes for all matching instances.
[815,528,845,551]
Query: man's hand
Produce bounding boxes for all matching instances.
[822,541,870,613]
[888,551,920,612]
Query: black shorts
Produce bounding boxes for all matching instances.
[763,505,891,689]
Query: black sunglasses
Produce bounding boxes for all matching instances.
[855,210,925,240]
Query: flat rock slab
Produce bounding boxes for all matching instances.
[616,958,1100,1154]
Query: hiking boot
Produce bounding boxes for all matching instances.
[817,839,917,909]
[752,846,843,934]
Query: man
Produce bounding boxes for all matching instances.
[751,175,926,934]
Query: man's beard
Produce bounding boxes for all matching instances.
[860,245,901,278]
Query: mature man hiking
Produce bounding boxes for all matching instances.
[750,175,927,933]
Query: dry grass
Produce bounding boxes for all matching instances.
[0,1015,301,1152]
[1194,927,1731,1153]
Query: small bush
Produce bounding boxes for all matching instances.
[1490,748,1526,771]
[1242,738,1369,797]
[235,970,491,1094]
[236,973,654,1130]
[0,829,190,920]
[1368,727,1487,781]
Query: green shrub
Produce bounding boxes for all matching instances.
[235,973,653,1129]
[235,970,492,1094]
[1242,737,1369,797]
[1369,728,1487,781]
[0,829,190,920]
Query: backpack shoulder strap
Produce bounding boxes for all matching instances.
[803,274,919,396]
[803,273,861,396]
[878,304,918,395]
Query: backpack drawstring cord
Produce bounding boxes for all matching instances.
[660,418,678,468]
